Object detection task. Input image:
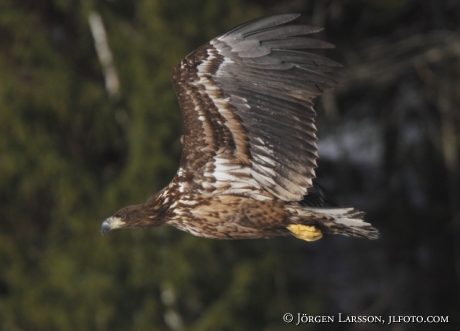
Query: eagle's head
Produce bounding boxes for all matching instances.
[101,190,172,234]
[101,204,166,234]
[100,205,145,234]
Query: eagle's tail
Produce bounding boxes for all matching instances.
[287,206,379,241]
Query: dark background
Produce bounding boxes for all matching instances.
[1,0,459,330]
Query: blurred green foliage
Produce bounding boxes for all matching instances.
[1,0,459,330]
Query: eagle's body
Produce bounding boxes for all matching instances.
[169,194,289,239]
[101,14,378,241]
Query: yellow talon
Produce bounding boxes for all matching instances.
[287,224,323,242]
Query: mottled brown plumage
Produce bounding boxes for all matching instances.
[101,14,379,241]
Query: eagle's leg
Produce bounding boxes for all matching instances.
[286,224,323,242]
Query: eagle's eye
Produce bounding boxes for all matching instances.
[120,214,126,219]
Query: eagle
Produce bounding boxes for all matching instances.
[101,14,378,241]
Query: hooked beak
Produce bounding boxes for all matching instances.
[100,216,125,235]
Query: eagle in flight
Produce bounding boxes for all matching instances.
[101,14,378,241]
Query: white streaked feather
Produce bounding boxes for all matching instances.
[252,154,276,167]
[250,170,276,187]
[301,207,355,215]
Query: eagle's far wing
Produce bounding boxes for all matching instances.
[172,14,341,202]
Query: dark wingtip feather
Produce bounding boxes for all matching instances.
[219,14,301,39]
[261,38,336,50]
[300,181,339,207]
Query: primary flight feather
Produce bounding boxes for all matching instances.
[101,14,378,241]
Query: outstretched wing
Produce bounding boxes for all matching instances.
[172,14,341,201]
